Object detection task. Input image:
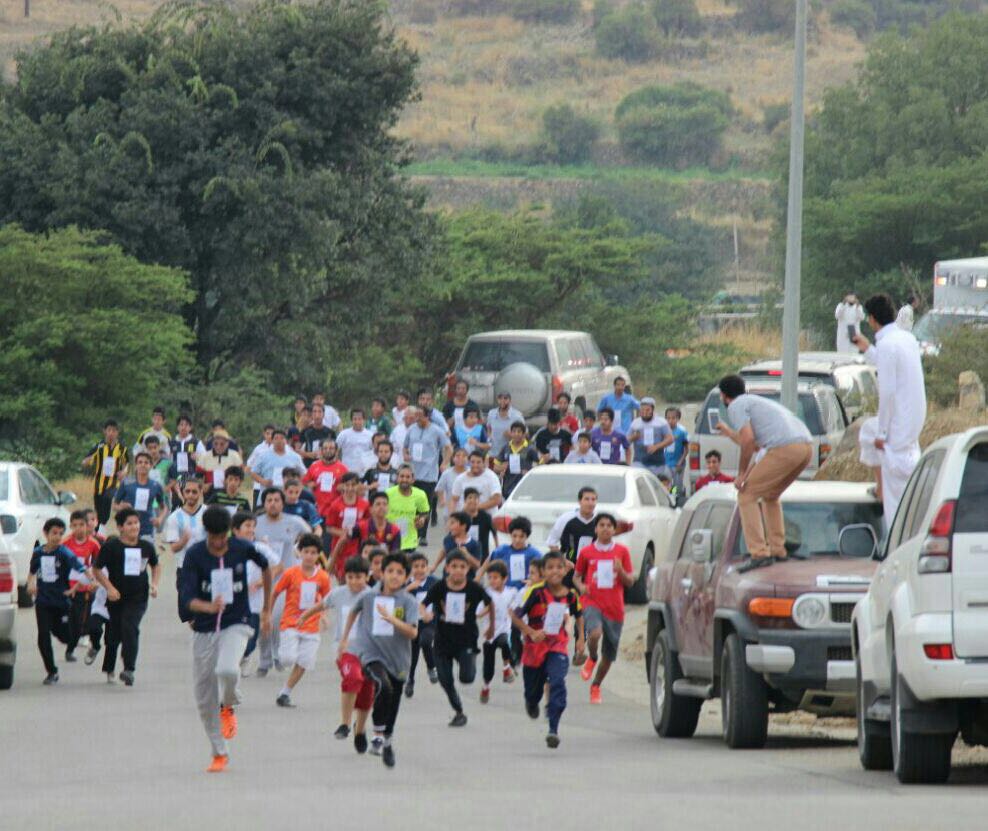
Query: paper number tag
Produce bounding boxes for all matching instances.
[509,454,521,474]
[372,596,396,636]
[40,555,57,582]
[412,443,424,462]
[377,473,391,492]
[212,468,224,489]
[102,455,117,478]
[134,488,150,511]
[123,547,143,577]
[445,592,466,624]
[210,567,234,604]
[319,472,335,492]
[272,468,284,487]
[596,559,615,589]
[509,553,526,582]
[549,444,560,461]
[599,442,611,460]
[468,525,479,543]
[643,428,654,446]
[543,602,566,636]
[299,581,318,610]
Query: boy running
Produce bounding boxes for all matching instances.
[206,466,252,514]
[404,551,439,697]
[479,560,518,703]
[493,421,540,498]
[62,510,101,664]
[573,513,634,704]
[231,512,281,677]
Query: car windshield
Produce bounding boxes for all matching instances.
[509,473,626,504]
[458,340,551,373]
[736,501,882,558]
[697,390,823,435]
[914,311,988,342]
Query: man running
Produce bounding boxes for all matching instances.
[403,405,451,547]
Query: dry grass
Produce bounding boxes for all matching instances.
[695,325,810,360]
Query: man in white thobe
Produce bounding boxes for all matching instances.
[896,294,919,332]
[855,294,926,524]
[835,293,865,354]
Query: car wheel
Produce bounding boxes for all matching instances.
[890,650,954,784]
[855,649,892,770]
[721,633,768,749]
[0,664,12,690]
[626,545,653,605]
[651,629,701,738]
[17,583,33,608]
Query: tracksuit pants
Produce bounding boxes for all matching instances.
[102,597,147,674]
[192,624,252,757]
[434,645,476,713]
[523,652,569,734]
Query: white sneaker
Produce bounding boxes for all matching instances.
[106,672,116,684]
[369,737,384,756]
[240,656,253,678]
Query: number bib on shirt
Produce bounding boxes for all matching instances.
[102,455,117,478]
[211,568,234,604]
[212,469,224,489]
[40,555,57,582]
[134,488,150,511]
[377,473,391,492]
[544,602,566,636]
[412,443,424,462]
[549,443,560,461]
[468,525,480,543]
[643,428,654,446]
[342,507,358,531]
[176,452,189,473]
[272,468,284,487]
[509,454,521,474]
[299,581,318,610]
[599,442,611,461]
[509,554,526,583]
[319,472,334,492]
[123,547,143,577]
[373,596,395,635]
[445,592,466,624]
[596,559,615,589]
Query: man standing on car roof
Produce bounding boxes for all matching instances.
[854,293,926,524]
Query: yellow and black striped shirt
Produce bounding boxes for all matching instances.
[87,441,129,495]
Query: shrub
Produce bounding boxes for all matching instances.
[541,104,600,164]
[652,0,703,36]
[508,0,581,23]
[924,325,988,407]
[730,0,795,33]
[595,5,663,62]
[830,0,877,37]
[762,101,789,133]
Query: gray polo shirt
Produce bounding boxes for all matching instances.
[403,422,450,483]
[254,512,311,569]
[351,586,419,680]
[485,406,524,457]
[727,394,812,450]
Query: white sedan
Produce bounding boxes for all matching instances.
[496,465,680,603]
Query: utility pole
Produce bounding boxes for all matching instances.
[780,0,807,414]
[25,0,30,18]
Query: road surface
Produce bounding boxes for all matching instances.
[4,559,988,830]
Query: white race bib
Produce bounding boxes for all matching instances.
[212,468,224,489]
[577,536,593,557]
[454,407,464,426]
[310,439,322,452]
[596,558,615,589]
[372,596,396,636]
[342,507,358,531]
[411,443,424,462]
[299,580,318,610]
[445,591,466,624]
[319,472,335,492]
[599,442,611,461]
[377,473,392,492]
[69,569,89,586]
[134,488,149,511]
[549,444,560,461]
[544,602,566,636]
[468,525,480,543]
[396,517,409,536]
[509,553,526,583]
[123,547,143,577]
[102,455,117,478]
[210,567,234,604]
[272,467,284,487]
[508,454,521,474]
[176,452,189,473]
[40,555,57,582]
[415,590,427,603]
[643,428,654,446]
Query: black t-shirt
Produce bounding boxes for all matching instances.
[467,510,494,561]
[442,398,478,423]
[362,465,398,494]
[302,426,337,457]
[96,537,159,602]
[533,427,573,462]
[424,579,489,653]
[559,513,599,564]
[30,545,86,609]
[179,537,270,633]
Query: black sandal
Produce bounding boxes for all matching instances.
[738,556,775,573]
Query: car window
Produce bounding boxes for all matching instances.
[23,468,57,505]
[885,459,929,553]
[0,469,7,502]
[555,339,572,369]
[819,390,846,432]
[584,337,605,369]
[676,505,711,562]
[706,503,735,560]
[696,390,823,435]
[458,340,551,373]
[902,451,944,540]
[858,368,878,400]
[831,368,856,398]
[957,442,988,533]
[510,473,626,504]
[18,468,43,505]
[636,476,657,506]
[736,500,883,557]
[646,476,674,508]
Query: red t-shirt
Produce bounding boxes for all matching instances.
[352,518,402,553]
[560,414,580,435]
[517,585,583,667]
[575,542,632,623]
[696,472,735,490]
[63,536,101,592]
[302,461,349,517]
[326,496,369,573]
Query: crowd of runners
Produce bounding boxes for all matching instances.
[27,383,681,771]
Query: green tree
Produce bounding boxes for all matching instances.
[0,225,193,478]
[652,0,703,36]
[595,4,663,62]
[541,104,600,164]
[924,325,988,407]
[729,0,795,33]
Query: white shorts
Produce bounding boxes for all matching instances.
[278,629,320,671]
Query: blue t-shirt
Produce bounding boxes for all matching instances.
[114,480,166,536]
[30,545,86,609]
[179,537,271,633]
[285,499,323,527]
[664,425,689,468]
[590,427,630,465]
[487,543,542,590]
[598,392,640,433]
[453,423,488,452]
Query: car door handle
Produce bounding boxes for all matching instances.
[680,578,693,589]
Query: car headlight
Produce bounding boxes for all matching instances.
[792,595,827,629]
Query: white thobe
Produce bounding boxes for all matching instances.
[835,301,865,354]
[896,304,914,332]
[865,325,926,522]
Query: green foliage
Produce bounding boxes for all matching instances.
[616,83,732,166]
[868,0,985,33]
[541,104,600,164]
[595,5,663,62]
[729,0,795,33]
[508,0,581,23]
[830,0,877,38]
[0,225,193,480]
[762,101,789,133]
[651,343,746,401]
[652,0,703,36]
[924,325,988,407]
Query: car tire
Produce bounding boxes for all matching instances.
[721,633,768,749]
[855,649,892,770]
[0,664,12,690]
[651,629,701,738]
[890,651,953,784]
[626,545,653,605]
[17,583,33,608]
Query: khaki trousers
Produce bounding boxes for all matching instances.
[738,443,813,558]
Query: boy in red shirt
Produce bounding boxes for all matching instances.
[351,492,402,556]
[63,509,101,663]
[272,534,331,708]
[695,449,735,491]
[326,473,369,581]
[573,513,634,704]
[511,551,584,749]
[302,440,348,519]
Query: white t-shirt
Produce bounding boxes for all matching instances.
[336,427,375,475]
[247,541,281,614]
[246,440,272,492]
[451,468,502,505]
[163,505,206,569]
[436,466,465,505]
[484,585,519,641]
[389,423,409,468]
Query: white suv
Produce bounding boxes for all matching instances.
[853,427,988,783]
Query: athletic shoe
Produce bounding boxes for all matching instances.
[334,724,350,740]
[546,733,560,749]
[428,668,439,684]
[206,755,228,773]
[502,666,515,684]
[65,650,77,663]
[580,657,596,682]
[274,660,285,672]
[276,693,295,708]
[84,647,99,666]
[119,670,135,687]
[106,672,115,684]
[526,701,540,720]
[480,687,490,704]
[369,737,384,756]
[354,732,368,754]
[590,684,602,705]
[43,672,59,686]
[256,667,268,678]
[220,706,237,739]
[382,743,396,768]
[449,712,468,727]
[404,680,414,699]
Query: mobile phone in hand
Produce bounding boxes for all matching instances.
[847,324,856,342]
[708,409,720,432]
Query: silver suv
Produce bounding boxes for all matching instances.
[448,330,630,426]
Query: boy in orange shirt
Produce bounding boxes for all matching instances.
[272,534,331,708]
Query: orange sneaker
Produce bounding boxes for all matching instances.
[206,754,228,773]
[580,658,596,682]
[590,685,602,705]
[220,706,237,740]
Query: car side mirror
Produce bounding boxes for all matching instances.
[607,354,619,366]
[838,523,877,559]
[58,491,78,506]
[689,529,713,563]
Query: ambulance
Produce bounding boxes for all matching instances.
[914,257,988,354]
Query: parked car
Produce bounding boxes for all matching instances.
[0,461,77,607]
[448,330,630,427]
[739,352,878,422]
[687,381,849,488]
[853,428,988,784]
[498,465,678,603]
[0,534,16,689]
[646,481,882,748]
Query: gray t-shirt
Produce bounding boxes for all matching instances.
[322,585,367,645]
[254,512,311,569]
[351,586,419,680]
[485,406,524,457]
[403,422,450,483]
[727,394,812,449]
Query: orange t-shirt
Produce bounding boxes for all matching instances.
[275,565,331,634]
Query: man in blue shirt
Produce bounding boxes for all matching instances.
[598,376,640,434]
[663,406,689,503]
[112,452,168,542]
[628,396,674,477]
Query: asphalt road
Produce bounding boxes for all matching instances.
[5,559,988,830]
